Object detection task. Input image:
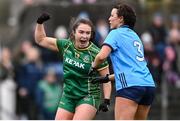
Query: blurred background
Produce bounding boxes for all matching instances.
[0,0,180,120]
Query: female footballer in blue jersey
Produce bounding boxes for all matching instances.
[89,3,156,120]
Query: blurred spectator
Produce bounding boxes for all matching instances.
[169,15,180,30]
[86,0,96,4]
[141,32,153,52]
[54,25,68,39]
[37,47,61,64]
[44,63,64,81]
[164,15,180,87]
[168,15,180,45]
[141,32,162,85]
[16,47,44,120]
[77,11,90,20]
[162,46,179,87]
[23,0,50,6]
[148,12,167,61]
[72,0,96,4]
[95,19,109,47]
[168,29,180,44]
[0,62,8,81]
[14,40,33,86]
[14,40,33,64]
[168,15,180,73]
[145,12,168,87]
[72,0,83,4]
[36,68,62,120]
[0,47,17,119]
[0,47,1,60]
[0,47,14,78]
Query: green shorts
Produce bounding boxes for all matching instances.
[58,94,100,113]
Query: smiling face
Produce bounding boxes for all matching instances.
[108,8,123,29]
[74,23,91,49]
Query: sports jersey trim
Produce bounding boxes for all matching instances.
[119,73,128,88]
[97,65,109,71]
[102,43,114,51]
[73,42,93,51]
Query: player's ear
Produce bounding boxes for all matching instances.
[119,16,124,24]
[69,30,75,40]
[72,29,76,35]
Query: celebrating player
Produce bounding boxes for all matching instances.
[34,13,111,120]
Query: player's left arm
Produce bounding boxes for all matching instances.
[97,67,112,112]
[107,74,115,82]
[98,67,111,100]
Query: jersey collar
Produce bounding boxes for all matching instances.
[73,41,93,51]
[120,25,129,28]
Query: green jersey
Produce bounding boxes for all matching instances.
[56,39,109,100]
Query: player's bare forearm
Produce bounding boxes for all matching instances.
[34,25,58,51]
[103,81,112,99]
[102,74,114,106]
[99,67,111,99]
[35,24,46,44]
[93,54,105,68]
[34,13,58,51]
[108,74,115,81]
[93,45,111,68]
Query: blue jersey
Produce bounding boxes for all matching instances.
[103,25,155,91]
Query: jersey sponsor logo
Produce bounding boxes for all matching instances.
[65,57,85,69]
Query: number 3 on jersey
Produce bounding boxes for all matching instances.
[133,41,144,61]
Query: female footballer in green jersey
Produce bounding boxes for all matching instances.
[35,13,112,120]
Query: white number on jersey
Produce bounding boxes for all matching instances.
[133,41,144,61]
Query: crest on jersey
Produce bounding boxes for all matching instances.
[75,52,80,58]
[83,55,90,63]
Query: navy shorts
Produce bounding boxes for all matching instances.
[116,86,156,105]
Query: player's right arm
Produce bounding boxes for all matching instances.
[90,74,115,84]
[34,13,58,52]
[108,74,115,81]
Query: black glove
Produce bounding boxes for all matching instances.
[88,66,97,76]
[37,12,50,24]
[99,99,110,112]
[91,74,110,84]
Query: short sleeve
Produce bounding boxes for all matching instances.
[103,30,118,51]
[97,60,109,71]
[56,39,70,53]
